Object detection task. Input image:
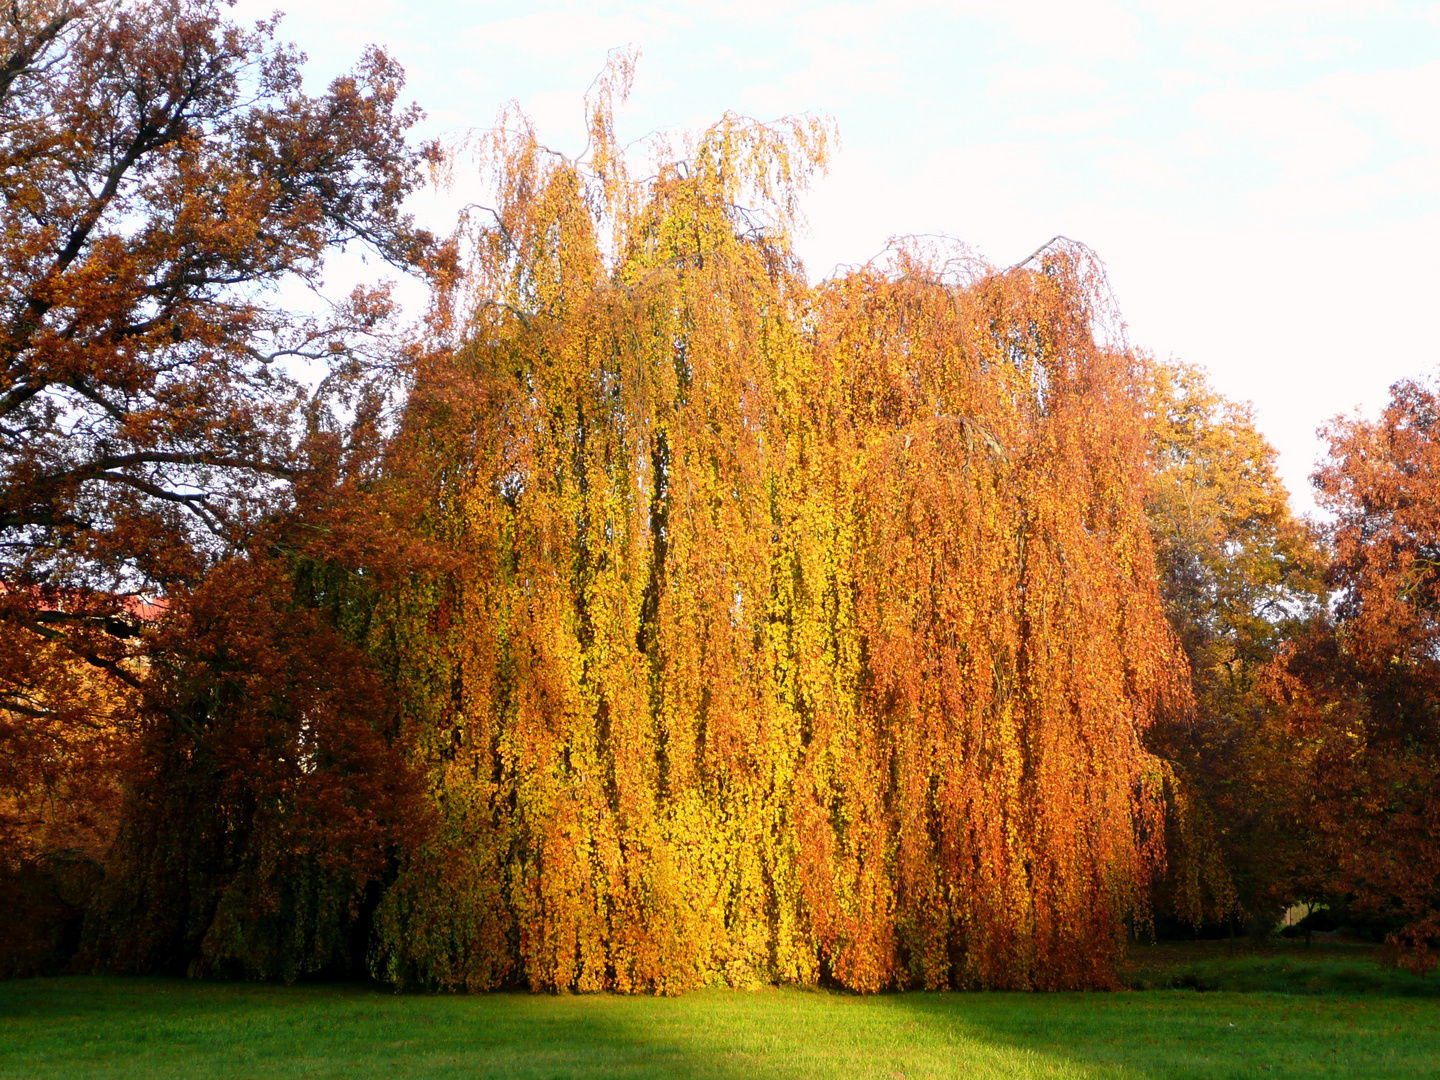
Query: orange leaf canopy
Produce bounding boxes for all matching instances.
[371,80,1188,992]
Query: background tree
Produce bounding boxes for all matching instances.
[1141,361,1326,931]
[0,0,441,975]
[85,461,433,979]
[1271,376,1440,972]
[0,0,436,595]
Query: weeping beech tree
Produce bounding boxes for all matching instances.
[369,61,1189,992]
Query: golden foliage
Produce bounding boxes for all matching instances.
[0,619,138,869]
[1142,362,1326,927]
[371,65,1187,992]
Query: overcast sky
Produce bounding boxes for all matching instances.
[234,0,1440,513]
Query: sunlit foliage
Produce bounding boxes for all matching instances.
[3,10,1378,990]
[369,60,1188,992]
[1142,363,1325,930]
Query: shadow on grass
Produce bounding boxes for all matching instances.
[879,941,1440,1080]
[3,944,1440,1080]
[1120,939,1440,996]
[0,977,755,1080]
[0,976,1112,1080]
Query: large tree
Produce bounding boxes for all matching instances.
[366,67,1188,993]
[0,0,436,597]
[0,0,439,974]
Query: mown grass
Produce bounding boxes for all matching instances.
[0,941,1436,1079]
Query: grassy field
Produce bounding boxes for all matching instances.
[1,941,1437,1079]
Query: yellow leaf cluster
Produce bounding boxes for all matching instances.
[370,70,1187,992]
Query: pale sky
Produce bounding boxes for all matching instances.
[235,0,1440,514]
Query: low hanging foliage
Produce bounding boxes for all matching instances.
[370,58,1189,993]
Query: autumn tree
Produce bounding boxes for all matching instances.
[367,65,1188,993]
[0,0,441,974]
[1270,376,1440,971]
[1142,362,1325,930]
[84,481,432,980]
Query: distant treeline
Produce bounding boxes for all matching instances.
[2,2,1435,991]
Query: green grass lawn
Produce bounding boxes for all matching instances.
[1,941,1437,1079]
